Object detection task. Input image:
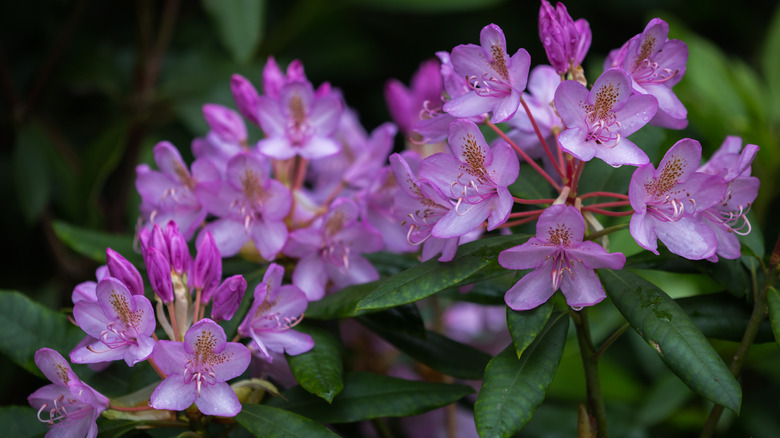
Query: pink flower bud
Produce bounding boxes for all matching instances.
[145,247,173,303]
[165,221,190,275]
[538,0,591,74]
[106,247,144,296]
[202,104,247,144]
[192,231,222,302]
[211,275,247,322]
[230,74,261,126]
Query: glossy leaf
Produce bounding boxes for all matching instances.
[601,269,742,413]
[267,372,473,423]
[677,292,773,343]
[305,281,378,320]
[358,316,490,380]
[506,299,553,358]
[767,287,780,350]
[202,0,265,64]
[763,3,780,122]
[357,234,527,311]
[0,406,49,438]
[79,122,129,226]
[287,324,344,403]
[474,313,569,437]
[236,404,341,438]
[0,290,83,376]
[52,220,140,266]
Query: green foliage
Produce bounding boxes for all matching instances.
[506,299,553,358]
[201,0,265,65]
[287,324,344,403]
[52,220,139,266]
[601,269,742,413]
[13,125,53,224]
[0,406,49,438]
[267,372,473,423]
[236,404,341,438]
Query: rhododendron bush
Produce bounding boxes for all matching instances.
[4,1,780,437]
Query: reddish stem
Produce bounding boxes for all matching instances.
[509,209,546,218]
[581,207,633,217]
[148,356,167,379]
[499,214,543,228]
[486,120,561,192]
[585,200,631,209]
[109,403,155,412]
[513,197,556,205]
[520,96,564,179]
[579,191,629,200]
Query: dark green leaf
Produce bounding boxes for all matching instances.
[13,124,52,224]
[51,220,140,266]
[357,303,425,337]
[0,290,84,376]
[267,372,473,423]
[692,258,750,297]
[96,419,139,438]
[236,404,340,438]
[358,316,490,380]
[763,3,780,122]
[202,0,265,64]
[509,163,555,200]
[767,287,780,350]
[677,292,774,343]
[365,251,420,276]
[601,269,742,413]
[357,234,527,311]
[474,313,569,437]
[288,324,344,403]
[79,122,129,224]
[0,406,49,438]
[506,299,553,358]
[305,281,378,320]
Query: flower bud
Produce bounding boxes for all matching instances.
[165,221,190,275]
[231,74,261,127]
[538,0,591,75]
[106,247,144,296]
[145,247,173,303]
[203,104,247,144]
[211,275,247,322]
[192,231,222,303]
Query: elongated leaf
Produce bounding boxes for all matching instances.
[52,220,140,266]
[358,316,490,380]
[474,313,569,437]
[13,124,51,224]
[763,3,780,121]
[236,404,340,438]
[267,372,473,423]
[305,281,378,320]
[506,300,553,358]
[287,324,344,403]
[677,292,773,343]
[357,235,527,311]
[202,0,265,64]
[0,291,84,376]
[96,419,140,438]
[79,122,129,224]
[357,303,425,337]
[767,287,780,350]
[601,269,742,413]
[0,406,49,438]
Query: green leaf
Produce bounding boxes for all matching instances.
[267,372,473,423]
[357,234,527,311]
[767,287,780,351]
[305,281,378,320]
[287,324,344,403]
[762,3,780,122]
[677,292,774,343]
[351,0,506,13]
[51,220,140,266]
[601,269,742,413]
[474,312,569,437]
[78,121,129,224]
[358,316,490,380]
[357,303,425,337]
[202,0,265,64]
[13,124,52,224]
[236,404,341,438]
[509,163,555,200]
[0,291,84,376]
[96,419,139,438]
[506,299,553,358]
[0,406,49,438]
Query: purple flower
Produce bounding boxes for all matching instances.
[150,319,251,417]
[606,18,688,129]
[28,348,109,438]
[499,205,626,311]
[256,80,343,160]
[629,138,727,260]
[192,104,247,178]
[238,263,314,361]
[284,198,383,300]
[443,24,531,123]
[190,231,222,302]
[697,136,760,261]
[210,275,247,322]
[195,152,291,259]
[538,0,591,75]
[412,51,470,145]
[70,277,156,367]
[385,59,444,136]
[505,65,562,156]
[555,68,658,167]
[230,74,262,127]
[420,119,519,238]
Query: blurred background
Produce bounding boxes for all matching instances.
[2,0,779,436]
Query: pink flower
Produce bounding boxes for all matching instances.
[499,205,625,310]
[150,319,251,417]
[538,0,591,75]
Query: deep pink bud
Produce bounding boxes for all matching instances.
[146,247,173,303]
[203,104,247,144]
[538,0,591,74]
[231,74,261,126]
[165,221,190,275]
[262,56,285,99]
[106,248,144,296]
[147,224,170,264]
[192,232,222,302]
[211,275,247,322]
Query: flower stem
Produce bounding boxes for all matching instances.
[485,120,561,192]
[519,96,565,179]
[572,308,608,438]
[579,192,629,200]
[513,197,556,205]
[581,207,633,217]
